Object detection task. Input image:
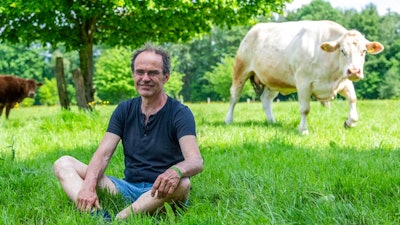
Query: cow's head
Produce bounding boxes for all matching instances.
[24,79,43,98]
[320,30,384,82]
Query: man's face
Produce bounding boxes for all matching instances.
[132,51,169,98]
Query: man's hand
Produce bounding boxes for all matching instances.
[76,188,101,211]
[151,168,181,198]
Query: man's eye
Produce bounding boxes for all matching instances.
[148,71,160,76]
[135,70,145,75]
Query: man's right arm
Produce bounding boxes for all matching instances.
[76,132,121,211]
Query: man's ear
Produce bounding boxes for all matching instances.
[164,74,170,82]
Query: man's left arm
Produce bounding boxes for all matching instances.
[151,135,203,198]
[173,135,204,177]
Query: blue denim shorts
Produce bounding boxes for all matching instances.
[108,176,153,203]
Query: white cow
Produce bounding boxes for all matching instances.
[225,20,384,135]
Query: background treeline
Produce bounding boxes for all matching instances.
[1,0,399,105]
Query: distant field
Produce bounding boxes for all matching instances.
[1,100,399,224]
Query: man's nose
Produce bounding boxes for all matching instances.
[142,73,152,79]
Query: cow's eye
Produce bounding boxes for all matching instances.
[341,49,348,56]
[361,49,367,55]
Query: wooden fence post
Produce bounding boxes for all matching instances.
[72,69,89,110]
[55,57,70,110]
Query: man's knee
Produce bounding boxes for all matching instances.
[179,178,191,192]
[53,155,77,177]
[174,178,191,200]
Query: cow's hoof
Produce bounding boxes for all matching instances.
[344,121,356,129]
[300,130,309,135]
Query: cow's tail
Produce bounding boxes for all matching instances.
[250,75,264,97]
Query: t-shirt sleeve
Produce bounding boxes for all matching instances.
[174,105,196,140]
[106,102,126,137]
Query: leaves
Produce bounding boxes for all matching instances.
[203,56,255,101]
[94,47,136,104]
[0,0,288,49]
[0,0,289,107]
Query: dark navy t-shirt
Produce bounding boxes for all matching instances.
[107,96,196,183]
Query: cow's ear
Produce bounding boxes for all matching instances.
[320,42,339,52]
[36,82,43,87]
[366,42,384,54]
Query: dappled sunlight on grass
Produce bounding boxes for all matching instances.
[0,105,115,160]
[1,100,400,224]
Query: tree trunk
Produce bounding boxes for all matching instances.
[55,57,70,110]
[79,44,95,108]
[72,69,89,110]
[78,18,96,110]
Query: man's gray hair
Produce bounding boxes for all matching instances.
[131,43,171,75]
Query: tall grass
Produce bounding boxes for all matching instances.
[1,100,399,224]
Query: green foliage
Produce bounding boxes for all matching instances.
[203,56,234,101]
[203,56,255,101]
[67,84,77,105]
[355,54,390,99]
[164,69,184,100]
[284,0,343,22]
[19,98,34,107]
[379,60,400,99]
[347,4,380,40]
[168,25,250,101]
[37,78,59,106]
[0,43,49,81]
[94,47,136,104]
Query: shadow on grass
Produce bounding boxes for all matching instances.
[2,123,400,224]
[199,119,294,129]
[194,135,400,224]
[0,144,127,224]
[199,119,302,138]
[1,144,188,224]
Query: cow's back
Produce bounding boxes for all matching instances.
[236,20,348,93]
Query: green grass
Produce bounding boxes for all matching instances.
[1,100,400,224]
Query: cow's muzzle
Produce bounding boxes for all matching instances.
[347,68,363,81]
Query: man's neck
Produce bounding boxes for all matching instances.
[141,92,167,117]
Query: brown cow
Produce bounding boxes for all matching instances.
[0,75,43,119]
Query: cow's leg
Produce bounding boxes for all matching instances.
[0,103,4,118]
[225,82,245,124]
[297,88,312,135]
[260,88,278,123]
[338,80,358,128]
[320,101,331,108]
[225,58,249,124]
[5,103,13,119]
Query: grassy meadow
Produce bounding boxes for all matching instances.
[1,100,400,224]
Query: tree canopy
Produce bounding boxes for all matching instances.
[0,0,289,109]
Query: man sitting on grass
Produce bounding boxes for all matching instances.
[53,43,204,220]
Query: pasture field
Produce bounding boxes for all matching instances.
[1,100,399,225]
